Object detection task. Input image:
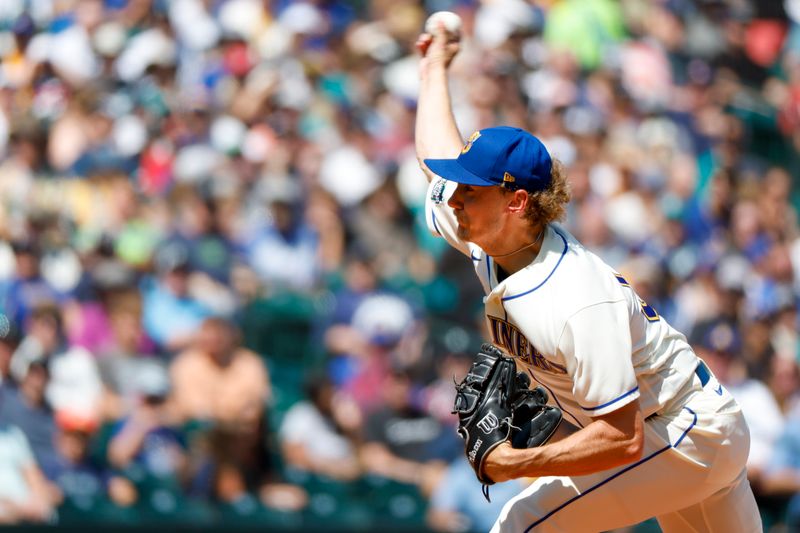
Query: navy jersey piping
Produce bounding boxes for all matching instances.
[501,228,568,302]
[523,406,698,532]
[674,407,697,447]
[579,386,640,412]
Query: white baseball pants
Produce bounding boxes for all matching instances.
[491,372,762,533]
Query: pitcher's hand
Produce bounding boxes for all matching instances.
[416,22,460,75]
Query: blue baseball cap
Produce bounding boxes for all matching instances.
[424,126,553,192]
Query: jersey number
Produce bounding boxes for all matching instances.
[615,274,660,322]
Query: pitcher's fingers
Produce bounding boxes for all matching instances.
[416,33,433,55]
[431,20,452,45]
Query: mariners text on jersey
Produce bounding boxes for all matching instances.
[488,315,568,375]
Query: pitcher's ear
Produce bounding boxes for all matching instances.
[506,189,529,214]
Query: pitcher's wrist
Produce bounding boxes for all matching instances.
[483,442,515,483]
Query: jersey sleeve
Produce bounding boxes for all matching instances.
[558,301,640,417]
[424,178,470,257]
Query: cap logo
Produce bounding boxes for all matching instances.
[503,172,516,184]
[461,131,481,154]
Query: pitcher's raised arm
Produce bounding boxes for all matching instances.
[415,24,464,182]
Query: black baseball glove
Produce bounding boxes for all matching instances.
[453,343,562,486]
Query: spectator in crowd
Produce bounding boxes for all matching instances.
[62,253,143,358]
[141,243,211,354]
[349,182,417,280]
[43,411,137,518]
[328,289,421,413]
[10,304,103,420]
[95,288,159,420]
[279,375,361,481]
[9,304,62,383]
[104,361,217,523]
[170,317,270,427]
[161,188,234,285]
[0,421,54,524]
[2,240,60,328]
[767,353,800,414]
[244,178,320,292]
[0,356,57,469]
[106,362,186,488]
[359,368,459,497]
[323,251,381,361]
[201,418,308,514]
[169,317,294,511]
[426,457,524,533]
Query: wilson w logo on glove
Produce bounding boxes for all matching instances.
[477,413,500,434]
[453,343,563,497]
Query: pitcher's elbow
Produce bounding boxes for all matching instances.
[626,439,644,462]
[622,430,645,463]
[417,156,436,183]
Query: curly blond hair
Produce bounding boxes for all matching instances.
[522,158,571,227]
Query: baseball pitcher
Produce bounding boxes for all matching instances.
[415,23,762,533]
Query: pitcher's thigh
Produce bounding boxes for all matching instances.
[656,469,762,533]
[491,448,738,533]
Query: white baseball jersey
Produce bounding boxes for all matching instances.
[426,178,701,427]
[425,178,760,533]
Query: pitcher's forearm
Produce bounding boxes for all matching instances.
[416,66,463,176]
[485,401,645,482]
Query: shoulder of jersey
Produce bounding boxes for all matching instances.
[530,227,625,312]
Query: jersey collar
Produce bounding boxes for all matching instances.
[487,225,569,301]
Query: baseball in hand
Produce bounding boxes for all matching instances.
[424,11,462,40]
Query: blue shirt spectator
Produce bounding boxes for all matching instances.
[244,199,320,292]
[428,457,524,532]
[140,245,212,353]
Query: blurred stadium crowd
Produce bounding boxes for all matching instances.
[0,0,798,531]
